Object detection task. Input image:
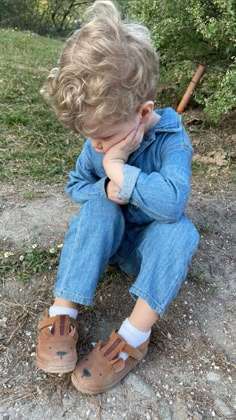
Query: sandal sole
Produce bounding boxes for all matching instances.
[36,355,77,374]
[71,370,122,394]
[71,348,148,394]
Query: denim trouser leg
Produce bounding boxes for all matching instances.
[54,197,125,305]
[115,215,199,316]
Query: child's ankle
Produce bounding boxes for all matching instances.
[53,297,78,310]
[49,305,78,320]
[50,298,79,320]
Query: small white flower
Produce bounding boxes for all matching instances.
[57,243,63,249]
[49,248,56,254]
[4,251,14,258]
[19,255,24,261]
[32,244,37,249]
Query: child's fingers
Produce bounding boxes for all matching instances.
[130,123,144,145]
[125,123,144,145]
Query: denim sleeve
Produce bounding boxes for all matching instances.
[118,138,193,223]
[66,144,107,204]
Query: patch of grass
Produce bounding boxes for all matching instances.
[188,270,218,295]
[191,160,208,175]
[0,29,82,185]
[21,191,48,200]
[188,270,206,287]
[0,244,63,282]
[231,167,236,184]
[197,224,211,235]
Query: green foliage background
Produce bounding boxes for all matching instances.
[0,0,235,122]
[124,0,236,122]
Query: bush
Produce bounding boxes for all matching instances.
[125,0,236,122]
[0,0,91,36]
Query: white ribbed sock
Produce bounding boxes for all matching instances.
[49,305,78,320]
[118,318,151,361]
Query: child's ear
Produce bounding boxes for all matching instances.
[139,101,154,123]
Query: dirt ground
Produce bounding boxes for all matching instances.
[0,110,236,419]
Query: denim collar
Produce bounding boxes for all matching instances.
[144,107,182,140]
[128,107,182,164]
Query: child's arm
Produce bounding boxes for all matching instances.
[66,141,108,204]
[103,128,193,223]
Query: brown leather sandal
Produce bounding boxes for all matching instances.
[71,330,149,394]
[36,313,79,373]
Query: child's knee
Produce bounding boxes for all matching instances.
[140,216,199,254]
[74,197,125,230]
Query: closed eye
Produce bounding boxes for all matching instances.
[100,134,116,140]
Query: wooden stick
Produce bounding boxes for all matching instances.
[176,64,205,114]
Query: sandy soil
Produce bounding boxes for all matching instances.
[0,111,235,419]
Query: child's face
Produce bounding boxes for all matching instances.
[88,115,140,154]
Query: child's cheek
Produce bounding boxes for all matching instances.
[103,138,122,153]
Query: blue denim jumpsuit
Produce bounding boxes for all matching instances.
[54,108,200,316]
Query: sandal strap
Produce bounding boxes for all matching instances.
[122,343,146,361]
[39,315,79,331]
[101,331,147,362]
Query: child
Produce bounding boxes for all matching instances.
[37,0,199,394]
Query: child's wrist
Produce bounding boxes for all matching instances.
[103,160,124,187]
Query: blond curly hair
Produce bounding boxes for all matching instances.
[41,0,159,135]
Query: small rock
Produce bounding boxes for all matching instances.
[192,412,203,420]
[158,405,172,420]
[0,317,8,327]
[172,399,189,420]
[207,372,221,382]
[123,373,155,398]
[214,399,234,417]
[184,340,192,351]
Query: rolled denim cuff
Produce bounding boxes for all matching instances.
[89,176,108,198]
[117,164,141,203]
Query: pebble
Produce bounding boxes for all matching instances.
[214,398,234,417]
[172,399,189,420]
[207,372,221,382]
[192,412,203,420]
[0,317,7,327]
[123,373,155,398]
[158,406,172,420]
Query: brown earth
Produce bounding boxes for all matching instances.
[0,110,236,419]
